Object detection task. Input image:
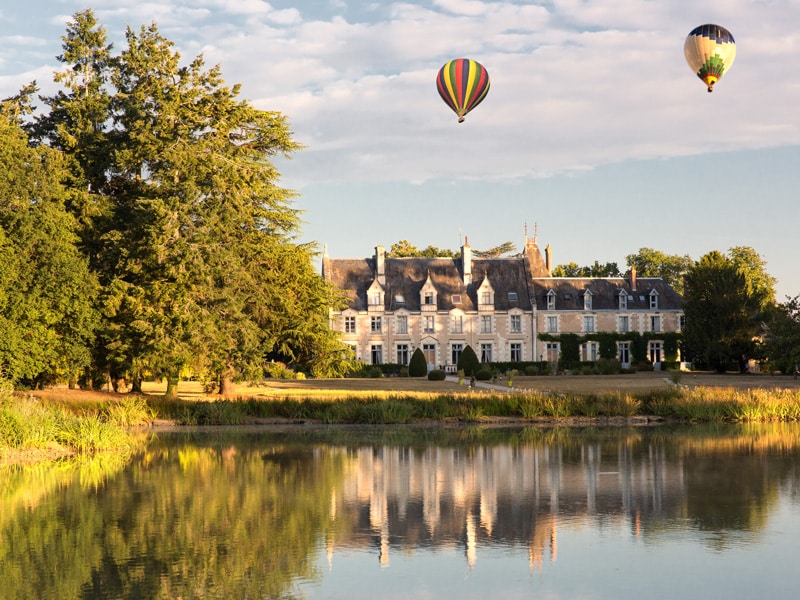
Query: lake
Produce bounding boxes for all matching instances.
[3,423,800,599]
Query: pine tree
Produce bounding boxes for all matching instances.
[408,348,428,377]
[457,345,480,376]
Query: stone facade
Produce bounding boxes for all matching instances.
[323,237,684,370]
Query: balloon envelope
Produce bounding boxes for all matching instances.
[436,58,490,122]
[684,24,736,92]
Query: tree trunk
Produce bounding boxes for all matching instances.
[164,376,179,400]
[130,375,143,394]
[219,374,236,396]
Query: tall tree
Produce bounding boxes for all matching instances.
[762,296,800,374]
[31,11,352,394]
[472,241,516,258]
[683,248,775,372]
[626,247,693,295]
[0,115,99,386]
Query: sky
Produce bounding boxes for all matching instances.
[1,1,799,299]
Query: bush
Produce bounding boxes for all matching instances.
[408,348,428,377]
[427,369,446,381]
[596,358,622,375]
[457,345,480,376]
[475,369,493,381]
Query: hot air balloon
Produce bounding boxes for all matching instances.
[436,58,490,123]
[684,24,736,92]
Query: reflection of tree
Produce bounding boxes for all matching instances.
[0,433,347,599]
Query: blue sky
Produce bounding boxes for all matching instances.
[2,1,799,299]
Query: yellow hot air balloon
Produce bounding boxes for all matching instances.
[684,24,736,92]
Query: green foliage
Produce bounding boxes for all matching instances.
[427,369,446,381]
[625,247,694,296]
[387,239,458,258]
[552,261,621,277]
[683,249,776,372]
[457,344,480,376]
[408,348,428,377]
[11,9,355,391]
[763,296,800,374]
[475,369,493,381]
[558,334,580,363]
[472,241,516,258]
[0,115,99,386]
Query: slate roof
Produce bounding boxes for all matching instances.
[532,277,684,311]
[323,245,684,313]
[324,255,535,312]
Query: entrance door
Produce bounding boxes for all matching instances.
[423,344,436,371]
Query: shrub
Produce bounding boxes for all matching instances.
[475,369,493,381]
[427,369,446,381]
[408,348,428,377]
[596,358,622,375]
[457,345,480,376]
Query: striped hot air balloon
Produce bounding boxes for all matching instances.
[684,24,736,92]
[436,58,490,123]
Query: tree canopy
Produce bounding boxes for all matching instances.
[625,247,693,295]
[682,247,776,372]
[552,261,621,277]
[1,10,352,393]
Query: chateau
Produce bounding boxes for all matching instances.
[322,236,684,371]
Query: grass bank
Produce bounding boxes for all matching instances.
[0,392,153,466]
[145,384,800,425]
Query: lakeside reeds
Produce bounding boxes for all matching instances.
[6,385,800,465]
[0,393,153,463]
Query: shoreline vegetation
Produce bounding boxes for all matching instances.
[4,371,800,467]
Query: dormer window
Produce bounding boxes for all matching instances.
[546,290,556,310]
[480,291,492,305]
[424,292,435,305]
[508,291,519,303]
[618,290,627,310]
[394,294,405,305]
[649,290,659,310]
[583,290,593,311]
[451,294,462,304]
[370,293,382,306]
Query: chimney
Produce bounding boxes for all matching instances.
[375,245,385,286]
[462,236,472,285]
[545,244,552,276]
[630,265,637,291]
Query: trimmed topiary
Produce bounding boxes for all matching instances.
[457,344,480,376]
[427,369,446,381]
[475,368,493,381]
[408,348,428,377]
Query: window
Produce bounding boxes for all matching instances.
[424,315,435,333]
[371,345,383,365]
[618,292,627,310]
[618,342,630,366]
[545,342,559,363]
[510,315,522,333]
[424,292,435,305]
[583,315,595,333]
[396,315,408,334]
[650,292,659,310]
[510,342,522,362]
[396,344,409,366]
[649,341,662,364]
[481,291,492,305]
[481,315,492,334]
[345,316,356,333]
[546,290,556,310]
[680,314,686,331]
[582,342,598,362]
[370,293,381,305]
[583,291,592,310]
[423,344,436,368]
[451,343,463,365]
[508,291,519,302]
[452,315,463,334]
[451,294,462,304]
[370,316,382,333]
[618,315,629,333]
[547,316,558,333]
[480,343,493,363]
[394,294,405,305]
[651,315,661,332]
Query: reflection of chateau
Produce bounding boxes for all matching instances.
[324,441,685,569]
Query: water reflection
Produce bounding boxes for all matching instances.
[2,424,800,599]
